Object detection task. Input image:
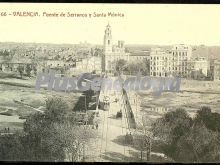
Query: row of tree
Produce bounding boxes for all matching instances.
[17,64,37,78]
[151,107,220,163]
[115,59,150,76]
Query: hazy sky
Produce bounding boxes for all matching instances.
[0,4,220,46]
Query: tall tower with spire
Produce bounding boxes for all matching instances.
[104,23,112,54]
[102,23,129,73]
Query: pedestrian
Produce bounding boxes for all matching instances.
[132,112,134,118]
[125,132,129,143]
[96,123,99,129]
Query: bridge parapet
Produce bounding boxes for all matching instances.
[124,90,144,130]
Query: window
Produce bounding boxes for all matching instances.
[108,40,110,45]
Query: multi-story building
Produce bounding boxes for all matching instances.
[190,57,209,77]
[129,51,150,63]
[211,60,220,81]
[171,44,192,77]
[75,56,102,74]
[150,44,192,77]
[103,24,130,72]
[150,48,173,77]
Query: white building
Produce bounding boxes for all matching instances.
[211,60,220,81]
[150,44,192,77]
[75,56,102,74]
[150,48,173,77]
[191,57,209,77]
[171,44,192,77]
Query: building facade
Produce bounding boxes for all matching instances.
[150,44,192,77]
[211,60,220,81]
[171,44,192,77]
[0,57,35,74]
[150,48,173,77]
[75,56,102,74]
[190,57,209,77]
[129,51,150,63]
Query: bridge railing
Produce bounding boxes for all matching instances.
[121,88,136,129]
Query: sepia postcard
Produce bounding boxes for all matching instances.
[0,3,220,163]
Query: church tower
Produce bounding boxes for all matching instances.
[104,23,112,54]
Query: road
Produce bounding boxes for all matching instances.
[86,89,140,162]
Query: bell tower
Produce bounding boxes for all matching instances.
[104,23,112,54]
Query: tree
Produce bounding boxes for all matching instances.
[175,121,220,163]
[151,107,220,163]
[17,65,24,78]
[127,62,137,75]
[24,97,95,161]
[152,108,192,144]
[0,97,96,162]
[0,133,26,161]
[140,59,150,76]
[25,64,32,77]
[115,59,127,74]
[33,65,37,75]
[45,97,70,123]
[125,60,150,76]
[195,106,220,133]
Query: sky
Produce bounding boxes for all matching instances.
[0,4,220,46]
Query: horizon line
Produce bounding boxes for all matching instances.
[0,41,220,47]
